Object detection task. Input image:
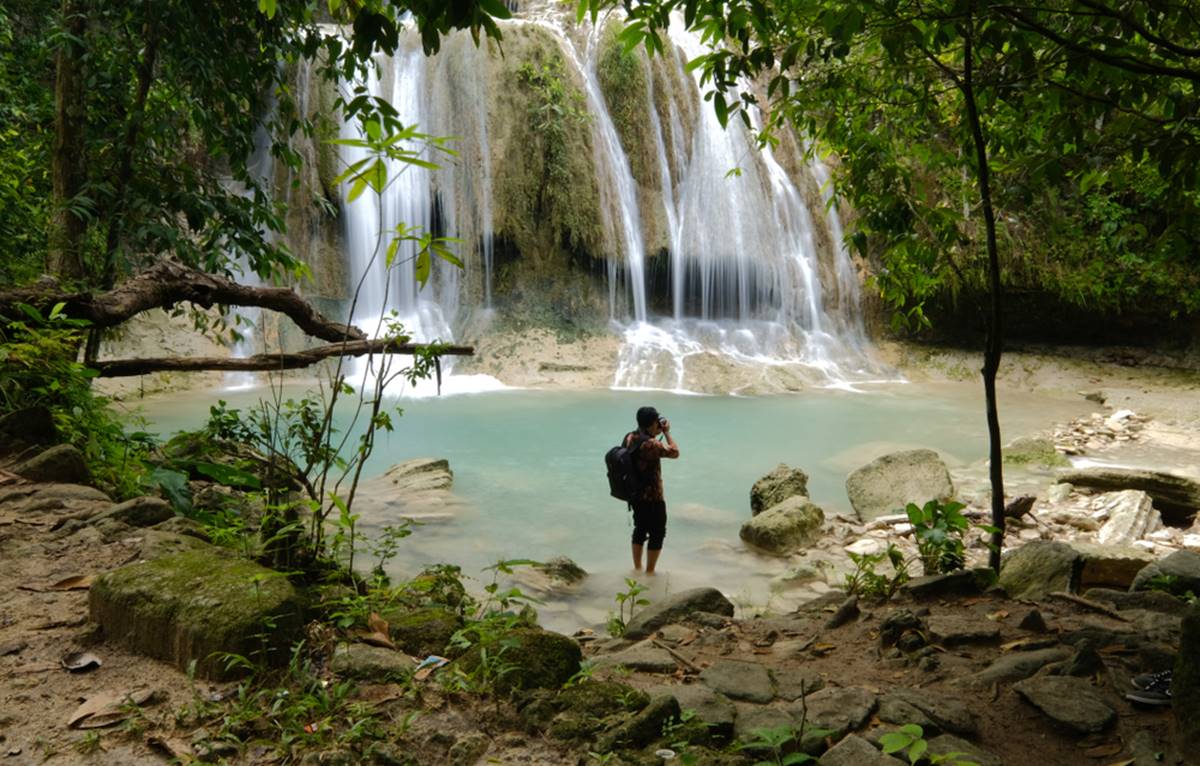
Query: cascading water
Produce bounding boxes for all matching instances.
[334,6,883,395]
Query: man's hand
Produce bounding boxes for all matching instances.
[660,418,670,433]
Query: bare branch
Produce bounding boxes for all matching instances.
[92,339,473,377]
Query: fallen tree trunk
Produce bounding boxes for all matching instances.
[94,340,474,377]
[0,260,365,343]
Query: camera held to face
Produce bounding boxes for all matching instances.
[658,416,668,429]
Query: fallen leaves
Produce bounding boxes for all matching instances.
[67,688,156,729]
[352,612,395,649]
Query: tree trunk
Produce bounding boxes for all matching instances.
[47,0,88,281]
[961,16,1007,573]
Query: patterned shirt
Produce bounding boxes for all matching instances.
[624,430,677,503]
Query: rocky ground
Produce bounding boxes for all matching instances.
[5,341,1200,765]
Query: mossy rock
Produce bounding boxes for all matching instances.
[400,566,471,610]
[381,606,464,657]
[521,680,649,740]
[89,548,304,680]
[1002,437,1069,468]
[456,627,581,694]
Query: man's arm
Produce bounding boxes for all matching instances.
[659,420,680,459]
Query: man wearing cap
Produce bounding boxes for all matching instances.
[623,406,680,574]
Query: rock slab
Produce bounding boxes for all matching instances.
[89,548,303,680]
[623,587,734,640]
[13,444,90,485]
[845,449,954,522]
[700,659,774,703]
[1093,490,1161,545]
[819,735,903,766]
[1060,467,1200,523]
[1012,676,1116,734]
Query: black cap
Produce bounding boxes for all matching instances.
[636,406,659,429]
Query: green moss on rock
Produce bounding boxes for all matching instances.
[381,606,464,657]
[456,627,581,694]
[89,549,303,680]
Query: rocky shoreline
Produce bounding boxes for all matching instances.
[5,344,1200,764]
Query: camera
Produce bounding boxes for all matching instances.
[658,415,668,428]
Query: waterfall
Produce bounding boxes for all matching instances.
[331,7,881,395]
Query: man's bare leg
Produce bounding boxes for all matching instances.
[632,544,644,571]
[645,548,662,574]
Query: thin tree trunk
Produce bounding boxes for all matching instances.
[102,15,161,288]
[961,16,1007,573]
[47,0,88,281]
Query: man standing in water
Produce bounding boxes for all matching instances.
[625,406,680,574]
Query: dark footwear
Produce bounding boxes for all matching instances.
[1132,670,1172,692]
[1125,688,1172,706]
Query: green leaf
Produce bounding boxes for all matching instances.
[477,0,512,20]
[414,250,431,287]
[191,461,262,490]
[257,0,277,19]
[149,468,192,515]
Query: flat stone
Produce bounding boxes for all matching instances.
[89,549,303,680]
[927,616,1000,647]
[772,668,825,701]
[660,684,735,737]
[927,734,1001,766]
[902,569,990,600]
[751,464,810,516]
[96,496,174,527]
[877,688,976,736]
[1012,676,1116,734]
[789,686,876,741]
[818,734,903,766]
[1083,587,1188,615]
[624,588,734,640]
[700,660,774,703]
[1093,491,1161,546]
[331,643,412,681]
[13,444,90,484]
[594,643,678,674]
[998,541,1079,599]
[959,647,1072,687]
[733,704,794,743]
[1047,482,1074,503]
[1060,467,1200,524]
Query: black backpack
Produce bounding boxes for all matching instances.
[605,432,648,504]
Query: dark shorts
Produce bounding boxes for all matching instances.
[631,500,667,550]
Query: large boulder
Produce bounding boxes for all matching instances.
[379,458,453,492]
[998,541,1079,599]
[354,458,461,522]
[739,496,824,554]
[1059,467,1200,524]
[1092,490,1161,545]
[750,464,810,516]
[623,587,735,640]
[89,548,304,679]
[1131,550,1200,596]
[13,444,90,485]
[845,449,954,522]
